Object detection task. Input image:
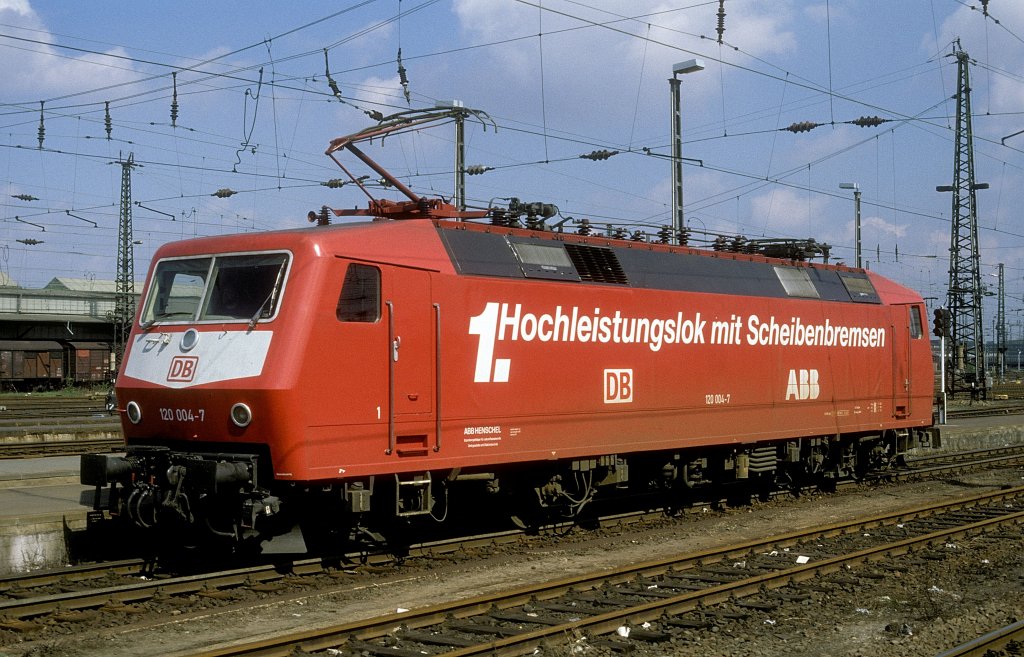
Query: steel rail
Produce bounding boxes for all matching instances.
[184,486,1024,657]
[0,436,123,459]
[933,618,1024,657]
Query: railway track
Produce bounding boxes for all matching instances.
[935,618,1024,657]
[0,395,109,419]
[0,393,121,458]
[177,486,1024,657]
[945,401,1024,419]
[0,435,122,459]
[1,445,1021,649]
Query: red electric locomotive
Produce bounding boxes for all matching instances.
[82,115,934,550]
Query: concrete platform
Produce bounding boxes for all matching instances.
[931,413,1024,451]
[0,415,1020,574]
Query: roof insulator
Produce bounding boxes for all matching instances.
[212,188,237,198]
[465,165,493,175]
[580,149,619,161]
[851,115,886,128]
[784,121,819,133]
[104,101,112,140]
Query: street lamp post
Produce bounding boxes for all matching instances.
[839,182,861,268]
[670,59,704,243]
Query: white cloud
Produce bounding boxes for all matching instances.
[0,0,32,16]
[0,1,139,99]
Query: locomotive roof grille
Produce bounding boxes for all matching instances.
[436,224,880,304]
[564,243,629,285]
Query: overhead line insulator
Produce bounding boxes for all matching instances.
[850,115,886,128]
[324,49,343,101]
[170,72,179,128]
[212,188,237,198]
[465,165,493,175]
[104,101,112,140]
[580,149,618,161]
[37,101,44,150]
[397,48,410,105]
[717,0,726,45]
[784,121,819,133]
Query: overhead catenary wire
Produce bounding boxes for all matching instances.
[0,3,1017,300]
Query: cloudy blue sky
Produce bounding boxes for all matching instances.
[0,1,1021,338]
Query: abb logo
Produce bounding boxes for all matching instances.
[604,369,633,404]
[785,368,820,400]
[167,356,199,382]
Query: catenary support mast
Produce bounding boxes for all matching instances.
[941,42,987,399]
[113,153,138,376]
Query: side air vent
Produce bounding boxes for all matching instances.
[564,243,628,285]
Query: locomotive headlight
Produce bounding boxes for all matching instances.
[230,403,252,428]
[126,401,142,424]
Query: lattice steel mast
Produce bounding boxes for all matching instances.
[113,153,138,376]
[996,262,1006,381]
[940,42,988,398]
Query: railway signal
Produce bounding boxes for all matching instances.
[932,308,951,338]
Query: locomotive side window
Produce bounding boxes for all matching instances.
[909,305,923,339]
[773,266,820,298]
[337,264,380,322]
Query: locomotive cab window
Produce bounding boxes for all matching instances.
[337,264,380,322]
[141,258,210,325]
[202,254,289,322]
[141,252,289,326]
[909,305,923,339]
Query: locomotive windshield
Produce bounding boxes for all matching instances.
[140,252,290,326]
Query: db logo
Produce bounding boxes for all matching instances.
[167,356,199,382]
[604,369,633,404]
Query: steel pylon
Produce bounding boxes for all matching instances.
[113,153,137,376]
[942,42,987,398]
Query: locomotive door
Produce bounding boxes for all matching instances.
[891,305,912,418]
[382,264,437,455]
